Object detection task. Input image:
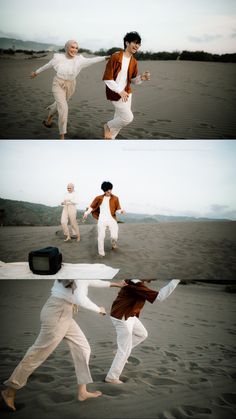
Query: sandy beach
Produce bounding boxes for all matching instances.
[0,279,235,419]
[0,222,236,280]
[0,54,235,139]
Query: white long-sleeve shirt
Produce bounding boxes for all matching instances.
[35,53,106,81]
[51,279,111,313]
[62,191,78,206]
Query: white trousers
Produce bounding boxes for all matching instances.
[107,94,133,139]
[61,205,80,238]
[47,76,76,135]
[4,296,92,389]
[97,217,118,256]
[106,316,148,380]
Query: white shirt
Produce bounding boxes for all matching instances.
[62,191,78,206]
[51,279,110,313]
[36,53,106,81]
[99,196,113,221]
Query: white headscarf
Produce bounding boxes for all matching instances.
[67,183,75,192]
[64,40,79,53]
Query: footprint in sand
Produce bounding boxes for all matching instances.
[30,373,55,383]
[101,385,126,397]
[140,376,181,387]
[165,351,179,361]
[49,392,74,403]
[221,393,236,405]
[126,356,140,366]
[177,405,212,416]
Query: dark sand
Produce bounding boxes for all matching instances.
[0,55,236,139]
[0,222,236,279]
[0,280,236,419]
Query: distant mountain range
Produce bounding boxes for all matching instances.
[0,198,230,226]
[0,37,62,51]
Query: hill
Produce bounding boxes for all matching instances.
[0,198,230,226]
[0,37,61,52]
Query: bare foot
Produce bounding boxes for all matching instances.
[104,123,112,139]
[111,239,118,250]
[104,378,123,384]
[64,236,71,242]
[1,389,16,411]
[78,390,102,401]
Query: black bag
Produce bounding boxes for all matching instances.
[28,246,62,275]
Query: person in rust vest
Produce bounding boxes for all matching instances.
[105,278,180,384]
[83,181,125,257]
[102,31,151,140]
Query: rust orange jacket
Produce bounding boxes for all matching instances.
[102,50,138,101]
[110,281,158,320]
[89,194,121,220]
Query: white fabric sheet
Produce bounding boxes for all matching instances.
[0,261,119,280]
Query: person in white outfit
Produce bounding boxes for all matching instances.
[83,181,125,257]
[1,278,126,411]
[61,182,80,242]
[31,40,109,139]
[105,278,180,384]
[102,31,151,140]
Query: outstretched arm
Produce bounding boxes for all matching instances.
[80,55,109,69]
[30,59,54,78]
[83,206,93,219]
[157,279,180,302]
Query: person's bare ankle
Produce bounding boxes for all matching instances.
[104,124,112,140]
[104,377,123,384]
[78,390,102,401]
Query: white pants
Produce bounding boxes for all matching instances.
[97,217,118,256]
[4,296,92,389]
[61,205,80,238]
[47,76,76,135]
[107,94,133,139]
[106,316,148,380]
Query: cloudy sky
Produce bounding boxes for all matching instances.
[0,0,236,53]
[0,140,236,220]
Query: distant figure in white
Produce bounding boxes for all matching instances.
[61,183,80,242]
[31,40,109,139]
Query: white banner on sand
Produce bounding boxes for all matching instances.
[0,261,119,280]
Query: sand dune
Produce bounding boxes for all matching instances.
[0,280,235,419]
[0,55,235,139]
[0,222,235,280]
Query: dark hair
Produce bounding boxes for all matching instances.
[123,31,141,49]
[101,181,113,192]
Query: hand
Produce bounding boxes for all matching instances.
[99,306,106,315]
[119,90,129,102]
[110,280,128,288]
[141,71,151,81]
[117,280,128,288]
[105,55,111,61]
[121,210,126,215]
[83,213,88,220]
[30,71,37,79]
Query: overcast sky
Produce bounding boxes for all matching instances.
[0,140,236,220]
[0,0,236,53]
